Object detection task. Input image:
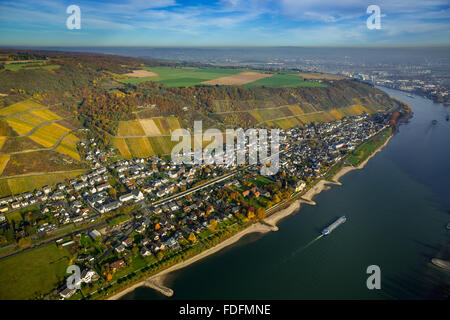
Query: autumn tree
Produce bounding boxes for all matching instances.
[209,219,217,231]
[247,207,255,220]
[188,232,197,243]
[108,188,117,199]
[256,208,266,220]
[156,251,164,261]
[272,194,281,204]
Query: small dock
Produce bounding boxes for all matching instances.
[143,279,174,297]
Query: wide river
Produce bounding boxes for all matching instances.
[123,88,450,300]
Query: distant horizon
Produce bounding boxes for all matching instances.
[2,45,450,50]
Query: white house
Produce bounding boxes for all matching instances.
[80,269,99,283]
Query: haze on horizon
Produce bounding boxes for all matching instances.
[0,0,449,47]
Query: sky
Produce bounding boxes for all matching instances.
[0,0,449,47]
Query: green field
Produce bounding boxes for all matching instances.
[107,214,131,227]
[0,170,87,197]
[121,67,245,87]
[244,73,326,88]
[0,243,70,299]
[347,128,392,166]
[121,67,326,88]
[3,61,60,72]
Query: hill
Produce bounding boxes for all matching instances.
[0,49,404,192]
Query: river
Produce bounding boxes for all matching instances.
[123,88,450,300]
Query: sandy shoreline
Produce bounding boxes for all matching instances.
[332,134,393,184]
[107,133,393,300]
[108,222,276,300]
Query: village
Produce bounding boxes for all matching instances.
[0,111,391,299]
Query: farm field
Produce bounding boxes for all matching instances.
[114,116,186,158]
[117,120,146,136]
[121,67,327,88]
[294,72,346,80]
[54,134,81,160]
[213,103,376,129]
[0,136,42,153]
[29,123,71,148]
[0,100,44,117]
[113,138,132,159]
[0,243,70,299]
[0,136,6,150]
[201,71,273,85]
[3,60,60,72]
[126,137,154,158]
[121,66,245,87]
[29,108,61,121]
[0,100,80,162]
[0,169,87,197]
[113,136,174,158]
[123,69,157,78]
[116,117,181,137]
[139,118,162,136]
[244,72,327,88]
[0,154,10,175]
[1,150,86,178]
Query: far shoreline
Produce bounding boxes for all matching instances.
[107,131,394,300]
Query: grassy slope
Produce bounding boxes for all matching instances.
[0,243,70,299]
[0,169,87,197]
[347,127,392,166]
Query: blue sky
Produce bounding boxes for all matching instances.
[0,0,449,46]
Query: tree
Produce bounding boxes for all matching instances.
[18,236,31,248]
[188,232,197,243]
[108,188,117,199]
[256,208,265,220]
[156,251,164,261]
[209,219,217,231]
[272,194,281,204]
[247,207,255,220]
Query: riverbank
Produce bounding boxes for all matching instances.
[108,222,277,300]
[332,134,393,184]
[107,129,394,300]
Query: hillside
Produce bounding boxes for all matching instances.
[0,49,404,185]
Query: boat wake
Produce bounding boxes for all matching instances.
[284,235,324,262]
